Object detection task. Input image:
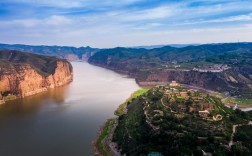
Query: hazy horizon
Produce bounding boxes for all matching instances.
[1,0,252,48]
[1,41,251,49]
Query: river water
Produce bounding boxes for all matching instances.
[0,62,139,156]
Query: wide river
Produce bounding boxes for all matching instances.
[0,62,139,156]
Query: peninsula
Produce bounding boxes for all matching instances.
[95,83,252,155]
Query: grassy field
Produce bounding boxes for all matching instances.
[223,97,252,106]
[179,61,214,69]
[114,88,148,116]
[95,119,116,156]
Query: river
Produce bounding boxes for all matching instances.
[0,62,139,156]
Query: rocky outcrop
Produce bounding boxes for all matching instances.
[0,50,73,101]
[0,61,73,98]
[136,70,232,90]
[64,54,79,61]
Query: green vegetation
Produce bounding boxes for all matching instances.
[96,119,116,156]
[233,125,252,155]
[112,85,252,155]
[3,95,17,101]
[115,88,148,116]
[224,97,252,105]
[179,61,214,69]
[96,89,148,155]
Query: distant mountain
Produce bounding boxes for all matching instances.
[0,44,100,61]
[89,42,252,98]
[131,44,200,49]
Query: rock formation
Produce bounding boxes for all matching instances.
[0,50,73,101]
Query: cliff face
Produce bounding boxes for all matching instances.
[0,50,73,100]
[89,59,249,96]
[136,70,235,91]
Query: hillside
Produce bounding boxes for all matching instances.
[0,50,73,102]
[89,43,252,98]
[112,85,252,155]
[0,44,99,61]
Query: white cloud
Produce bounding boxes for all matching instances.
[9,0,144,8]
[123,6,175,21]
[0,15,71,28]
[44,15,71,26]
[174,13,252,26]
[1,0,252,47]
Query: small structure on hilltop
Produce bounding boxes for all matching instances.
[233,104,238,110]
[199,110,210,117]
[170,81,179,87]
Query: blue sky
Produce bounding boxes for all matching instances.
[0,0,252,48]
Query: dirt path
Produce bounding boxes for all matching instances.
[229,121,252,147]
[105,120,122,156]
[161,97,175,113]
[229,124,239,147]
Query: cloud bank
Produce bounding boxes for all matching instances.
[0,0,252,47]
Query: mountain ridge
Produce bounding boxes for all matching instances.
[88,42,252,99]
[0,43,99,61]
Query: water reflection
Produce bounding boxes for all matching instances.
[0,85,69,118]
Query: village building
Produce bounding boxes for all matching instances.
[199,110,210,117]
[164,89,172,94]
[170,81,179,87]
[202,103,214,111]
[193,64,230,73]
[180,91,188,97]
[189,89,198,93]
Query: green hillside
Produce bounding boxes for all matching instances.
[113,85,252,155]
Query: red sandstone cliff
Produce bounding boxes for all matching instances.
[0,61,73,98]
[0,50,73,101]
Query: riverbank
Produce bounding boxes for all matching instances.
[114,89,148,116]
[93,118,117,156]
[93,89,148,156]
[0,95,17,105]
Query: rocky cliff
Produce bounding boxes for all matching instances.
[0,50,73,101]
